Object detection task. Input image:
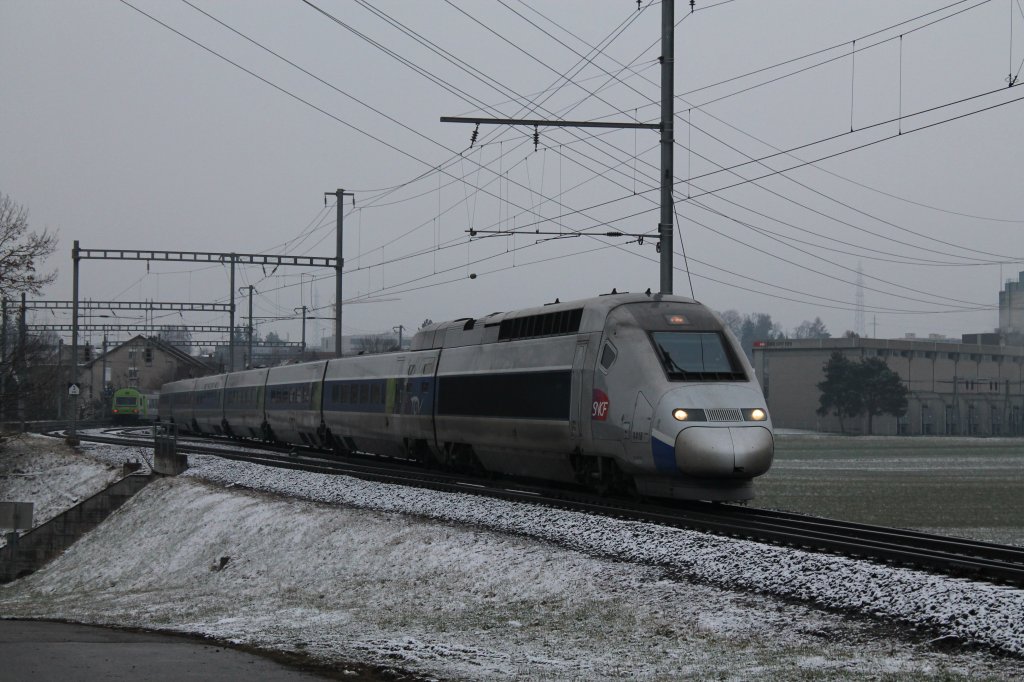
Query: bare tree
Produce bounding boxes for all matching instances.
[157,324,193,349]
[0,330,63,425]
[2,193,59,427]
[793,317,831,339]
[353,333,399,354]
[0,192,58,300]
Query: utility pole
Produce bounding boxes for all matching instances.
[18,293,26,433]
[244,285,255,368]
[440,0,676,294]
[56,339,63,419]
[295,305,308,352]
[393,324,405,350]
[229,253,236,372]
[0,298,6,424]
[658,0,675,295]
[325,189,355,357]
[101,334,108,397]
[69,241,80,444]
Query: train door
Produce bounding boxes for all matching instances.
[569,340,589,438]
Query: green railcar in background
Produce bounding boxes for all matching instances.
[111,388,159,423]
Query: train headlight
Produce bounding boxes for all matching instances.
[672,408,689,421]
[743,408,767,421]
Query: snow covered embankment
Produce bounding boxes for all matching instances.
[3,442,1023,679]
[188,457,1024,657]
[0,434,120,547]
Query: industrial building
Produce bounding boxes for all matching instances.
[752,336,1024,436]
[751,272,1024,436]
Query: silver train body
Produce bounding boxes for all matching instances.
[160,294,774,501]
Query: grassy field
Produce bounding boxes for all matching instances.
[751,435,1024,546]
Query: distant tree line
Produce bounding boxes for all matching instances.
[719,311,834,362]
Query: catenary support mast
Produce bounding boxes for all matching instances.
[441,0,677,294]
[325,189,354,357]
[659,0,675,295]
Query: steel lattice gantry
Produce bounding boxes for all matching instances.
[65,243,341,441]
[13,300,232,312]
[27,324,234,334]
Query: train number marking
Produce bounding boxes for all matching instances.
[591,389,609,421]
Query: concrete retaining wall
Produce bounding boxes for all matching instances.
[0,473,153,583]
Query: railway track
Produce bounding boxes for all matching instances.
[66,428,1024,586]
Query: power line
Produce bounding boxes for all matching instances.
[675,119,1016,263]
[679,103,1024,224]
[686,198,991,308]
[681,0,992,107]
[128,0,649,280]
[677,88,1024,202]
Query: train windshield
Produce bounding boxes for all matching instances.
[650,332,746,381]
[114,396,137,405]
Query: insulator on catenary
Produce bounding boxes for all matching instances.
[470,123,479,148]
[533,125,540,152]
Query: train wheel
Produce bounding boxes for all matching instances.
[445,443,486,476]
[574,454,634,497]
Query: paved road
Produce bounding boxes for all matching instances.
[0,619,330,681]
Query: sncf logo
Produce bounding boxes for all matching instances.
[591,389,609,421]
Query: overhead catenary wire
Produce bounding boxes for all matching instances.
[117,0,1015,329]
[503,0,1021,263]
[674,117,1017,263]
[686,198,992,308]
[683,0,995,108]
[131,0,656,291]
[520,0,1024,228]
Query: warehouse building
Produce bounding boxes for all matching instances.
[752,337,1024,436]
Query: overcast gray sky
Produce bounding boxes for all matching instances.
[2,0,1022,347]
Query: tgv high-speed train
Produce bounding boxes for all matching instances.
[160,293,774,501]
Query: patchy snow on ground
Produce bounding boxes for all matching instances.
[0,433,120,546]
[1,437,1023,680]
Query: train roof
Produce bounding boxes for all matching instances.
[410,292,702,350]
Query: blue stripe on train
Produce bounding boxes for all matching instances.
[651,437,677,473]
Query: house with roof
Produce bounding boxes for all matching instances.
[75,335,214,404]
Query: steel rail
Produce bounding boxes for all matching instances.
[66,430,1024,585]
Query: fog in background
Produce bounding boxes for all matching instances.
[2,0,1022,348]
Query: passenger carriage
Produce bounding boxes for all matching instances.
[223,368,269,439]
[263,361,327,445]
[192,374,227,435]
[320,348,440,459]
[158,378,196,432]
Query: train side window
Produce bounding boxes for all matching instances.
[600,343,617,371]
[359,384,370,404]
[349,384,359,404]
[371,383,382,404]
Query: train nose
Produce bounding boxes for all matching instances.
[674,425,773,478]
